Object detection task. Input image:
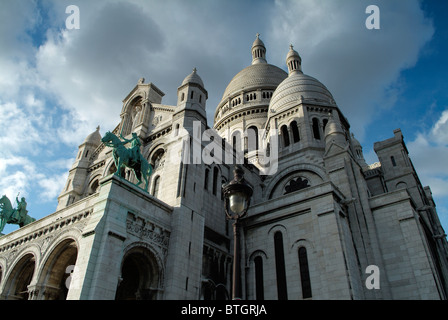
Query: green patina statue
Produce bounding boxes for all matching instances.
[0,194,36,234]
[101,131,153,191]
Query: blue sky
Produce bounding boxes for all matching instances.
[0,0,447,234]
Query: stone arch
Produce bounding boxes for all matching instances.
[396,181,408,190]
[266,164,326,199]
[0,258,4,291]
[85,173,102,196]
[104,158,117,177]
[267,224,290,252]
[248,249,268,263]
[121,94,148,136]
[147,145,166,171]
[116,242,164,300]
[36,235,79,300]
[2,247,40,300]
[247,250,268,301]
[291,238,314,253]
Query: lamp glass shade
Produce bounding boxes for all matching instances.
[229,191,247,215]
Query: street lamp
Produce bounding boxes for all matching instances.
[222,165,253,300]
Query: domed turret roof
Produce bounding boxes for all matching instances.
[84,126,101,146]
[269,73,335,113]
[182,68,204,87]
[269,45,335,116]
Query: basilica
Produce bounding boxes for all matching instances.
[1,35,447,300]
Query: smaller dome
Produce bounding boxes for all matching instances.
[324,115,344,137]
[269,72,335,115]
[252,33,265,49]
[84,126,101,146]
[351,133,362,148]
[286,44,301,62]
[182,68,204,87]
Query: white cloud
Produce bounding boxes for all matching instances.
[431,109,448,145]
[407,108,448,197]
[0,154,71,204]
[267,0,434,141]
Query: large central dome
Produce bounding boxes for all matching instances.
[214,34,287,129]
[221,63,287,100]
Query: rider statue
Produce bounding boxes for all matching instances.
[1,194,35,234]
[15,196,28,223]
[120,132,142,164]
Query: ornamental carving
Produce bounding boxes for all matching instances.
[126,214,170,256]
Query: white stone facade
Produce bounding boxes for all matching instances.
[1,35,447,300]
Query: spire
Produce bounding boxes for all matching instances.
[324,112,346,148]
[251,33,267,65]
[286,44,302,75]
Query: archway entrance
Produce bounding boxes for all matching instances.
[5,254,35,300]
[39,239,78,300]
[115,247,160,300]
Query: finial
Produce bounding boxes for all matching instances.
[138,77,145,84]
[96,125,100,131]
[256,32,260,39]
[193,67,197,73]
[289,44,294,50]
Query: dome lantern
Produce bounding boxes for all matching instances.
[286,44,302,75]
[251,33,267,65]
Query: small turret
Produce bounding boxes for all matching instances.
[251,33,267,65]
[324,113,346,149]
[57,126,101,210]
[286,44,302,75]
[177,68,208,113]
[351,133,368,169]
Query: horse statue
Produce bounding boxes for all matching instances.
[101,131,153,191]
[0,195,36,234]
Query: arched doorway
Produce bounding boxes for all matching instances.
[115,246,160,300]
[5,253,36,300]
[38,239,78,300]
[0,264,3,289]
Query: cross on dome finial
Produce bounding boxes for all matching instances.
[193,67,197,73]
[289,44,294,50]
[256,32,260,39]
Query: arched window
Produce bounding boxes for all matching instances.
[391,156,397,167]
[298,247,312,299]
[322,118,329,133]
[232,130,242,151]
[312,118,321,140]
[204,168,210,190]
[152,176,160,197]
[212,167,219,196]
[190,90,194,99]
[89,179,99,195]
[254,256,264,300]
[181,92,185,102]
[291,121,300,143]
[247,126,259,152]
[274,232,288,300]
[281,125,290,147]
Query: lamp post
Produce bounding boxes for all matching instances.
[222,165,253,300]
